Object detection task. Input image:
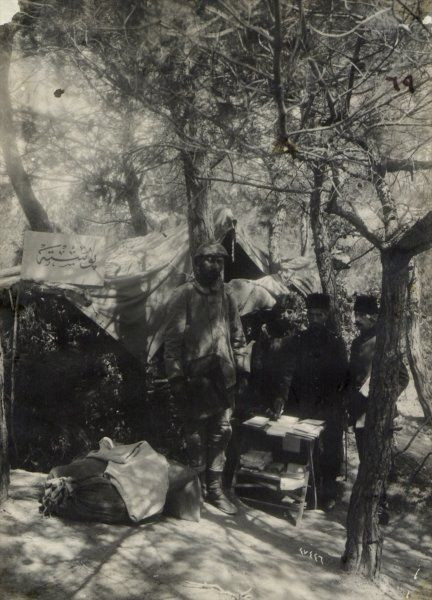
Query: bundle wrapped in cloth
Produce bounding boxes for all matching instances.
[40,438,201,524]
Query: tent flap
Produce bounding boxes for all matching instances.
[0,215,319,362]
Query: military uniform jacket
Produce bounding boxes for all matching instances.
[164,278,247,391]
[348,328,377,391]
[347,326,409,424]
[288,327,348,418]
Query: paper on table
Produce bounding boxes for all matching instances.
[277,415,299,425]
[240,449,273,470]
[291,422,324,437]
[280,475,306,491]
[243,416,270,427]
[286,463,306,477]
[300,419,325,427]
[265,423,284,435]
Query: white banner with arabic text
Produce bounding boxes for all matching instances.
[21,231,105,286]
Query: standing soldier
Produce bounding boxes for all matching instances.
[289,293,348,510]
[164,241,248,515]
[347,295,409,458]
[347,295,381,457]
[347,294,409,524]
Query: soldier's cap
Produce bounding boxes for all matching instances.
[354,294,379,315]
[193,241,229,260]
[305,292,330,310]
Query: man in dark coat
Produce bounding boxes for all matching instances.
[348,294,409,461]
[250,292,304,419]
[347,294,409,524]
[289,293,348,510]
[164,241,248,515]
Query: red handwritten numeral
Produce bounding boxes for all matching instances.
[402,75,414,93]
[386,75,414,93]
[386,76,400,91]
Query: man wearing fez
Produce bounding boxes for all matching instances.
[348,294,409,461]
[347,294,409,524]
[164,241,248,515]
[289,293,348,510]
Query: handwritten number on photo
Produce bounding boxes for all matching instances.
[386,75,414,93]
[299,547,324,565]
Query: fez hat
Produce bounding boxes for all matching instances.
[194,241,229,260]
[354,294,379,315]
[305,293,331,310]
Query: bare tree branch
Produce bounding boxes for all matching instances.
[309,8,391,38]
[344,31,365,116]
[195,174,307,194]
[327,169,383,248]
[381,157,432,173]
[390,211,432,255]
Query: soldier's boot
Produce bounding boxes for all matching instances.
[206,470,238,515]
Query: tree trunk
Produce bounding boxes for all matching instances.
[0,299,12,504]
[268,203,287,273]
[0,24,53,233]
[343,249,410,578]
[181,150,214,258]
[0,338,8,504]
[405,261,432,420]
[372,166,399,239]
[309,166,342,335]
[124,161,148,236]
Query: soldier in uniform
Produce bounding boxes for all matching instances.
[347,294,409,523]
[164,241,248,515]
[289,293,348,510]
[347,295,409,458]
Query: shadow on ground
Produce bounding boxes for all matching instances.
[1,457,430,600]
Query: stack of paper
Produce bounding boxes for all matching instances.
[286,463,307,478]
[243,416,270,428]
[290,421,324,438]
[280,474,307,491]
[265,415,300,437]
[300,419,325,427]
[266,422,294,437]
[277,415,300,426]
[240,450,273,471]
[279,463,307,491]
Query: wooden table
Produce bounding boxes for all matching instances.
[232,418,323,526]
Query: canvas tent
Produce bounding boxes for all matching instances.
[0,209,319,362]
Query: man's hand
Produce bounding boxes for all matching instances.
[169,377,188,405]
[271,397,284,421]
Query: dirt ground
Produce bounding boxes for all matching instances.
[0,386,431,600]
